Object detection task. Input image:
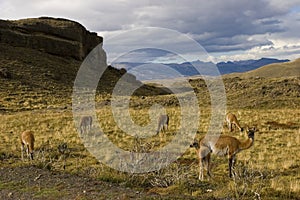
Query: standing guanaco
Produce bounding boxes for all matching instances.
[156,114,169,134]
[20,130,35,160]
[80,116,93,134]
[58,143,69,170]
[190,127,255,180]
[226,112,244,132]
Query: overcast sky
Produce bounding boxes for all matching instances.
[1,0,300,63]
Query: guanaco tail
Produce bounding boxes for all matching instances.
[156,114,169,134]
[20,130,35,160]
[190,127,255,180]
[80,116,93,134]
[226,112,244,132]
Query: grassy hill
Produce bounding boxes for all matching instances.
[0,43,169,112]
[0,44,76,112]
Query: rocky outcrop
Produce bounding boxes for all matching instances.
[0,17,102,60]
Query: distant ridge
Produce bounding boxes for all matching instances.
[216,57,290,74]
[224,58,300,78]
[113,58,290,80]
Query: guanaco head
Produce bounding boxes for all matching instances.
[58,143,68,154]
[190,140,200,149]
[246,127,256,140]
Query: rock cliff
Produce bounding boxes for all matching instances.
[0,17,102,60]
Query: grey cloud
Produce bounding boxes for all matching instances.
[91,0,290,52]
[112,49,174,63]
[0,0,299,58]
[200,35,274,52]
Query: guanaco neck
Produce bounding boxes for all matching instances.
[235,122,242,130]
[239,137,254,150]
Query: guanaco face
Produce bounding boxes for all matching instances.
[156,114,169,134]
[190,127,255,180]
[20,130,35,160]
[58,143,68,154]
[226,112,244,132]
[80,116,93,134]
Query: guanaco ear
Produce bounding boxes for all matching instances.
[246,126,249,132]
[252,127,256,131]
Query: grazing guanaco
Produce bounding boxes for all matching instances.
[20,130,35,160]
[156,114,169,134]
[80,116,93,134]
[190,127,255,180]
[226,112,244,132]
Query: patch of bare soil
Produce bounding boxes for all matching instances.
[0,164,159,200]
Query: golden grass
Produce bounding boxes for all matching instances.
[0,102,299,199]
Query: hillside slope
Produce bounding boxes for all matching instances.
[187,76,300,109]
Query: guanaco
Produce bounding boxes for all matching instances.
[190,127,255,180]
[20,130,35,160]
[226,112,244,132]
[156,114,169,134]
[58,143,69,170]
[80,116,93,134]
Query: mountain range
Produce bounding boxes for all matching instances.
[224,57,300,79]
[112,58,290,80]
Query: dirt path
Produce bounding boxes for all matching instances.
[0,164,158,200]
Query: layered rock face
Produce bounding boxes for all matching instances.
[0,17,103,60]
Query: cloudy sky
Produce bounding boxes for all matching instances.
[1,0,300,63]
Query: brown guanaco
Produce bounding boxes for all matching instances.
[20,130,35,160]
[156,114,169,134]
[225,112,244,132]
[190,127,255,180]
[80,116,93,134]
